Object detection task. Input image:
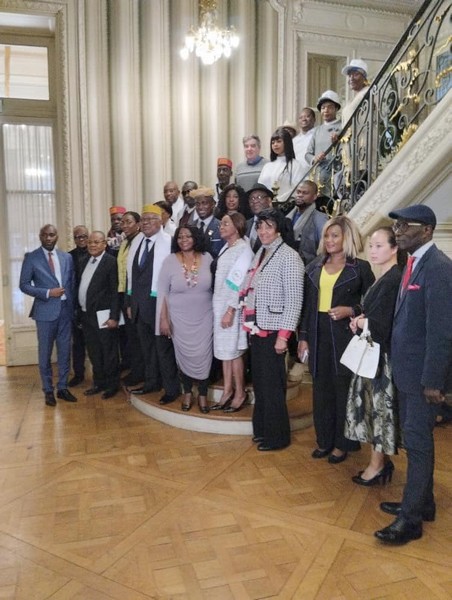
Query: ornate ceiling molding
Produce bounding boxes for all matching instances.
[291,0,421,24]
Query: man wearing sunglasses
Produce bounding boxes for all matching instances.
[375,204,452,545]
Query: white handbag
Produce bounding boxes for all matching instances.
[340,319,380,378]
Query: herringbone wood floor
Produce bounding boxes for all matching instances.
[0,365,451,599]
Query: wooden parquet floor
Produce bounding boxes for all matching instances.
[0,365,451,599]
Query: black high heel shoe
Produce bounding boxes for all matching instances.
[223,393,249,413]
[210,394,233,411]
[198,395,209,414]
[352,460,394,486]
[181,393,193,412]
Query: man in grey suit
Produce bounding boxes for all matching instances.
[19,224,77,406]
[375,205,452,545]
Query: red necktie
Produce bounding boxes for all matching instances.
[401,256,415,290]
[48,252,55,274]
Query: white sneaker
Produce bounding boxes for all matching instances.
[288,362,305,382]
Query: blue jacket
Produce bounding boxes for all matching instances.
[19,247,75,321]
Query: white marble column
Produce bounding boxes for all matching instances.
[109,0,143,211]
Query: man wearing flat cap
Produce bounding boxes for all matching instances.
[126,204,180,404]
[375,204,452,545]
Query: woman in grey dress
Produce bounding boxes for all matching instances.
[158,226,213,413]
[211,213,254,412]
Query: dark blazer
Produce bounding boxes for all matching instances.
[392,244,452,394]
[361,264,402,354]
[19,247,75,321]
[246,212,296,253]
[204,217,224,258]
[299,255,375,376]
[69,246,89,285]
[80,253,120,325]
[129,239,157,326]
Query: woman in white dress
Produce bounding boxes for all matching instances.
[258,127,304,205]
[211,213,254,412]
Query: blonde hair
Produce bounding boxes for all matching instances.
[318,215,363,258]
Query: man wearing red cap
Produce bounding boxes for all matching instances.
[107,206,126,255]
[215,157,233,203]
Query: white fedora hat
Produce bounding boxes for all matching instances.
[342,59,368,77]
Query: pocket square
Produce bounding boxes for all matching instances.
[407,284,421,290]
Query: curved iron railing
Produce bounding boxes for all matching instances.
[277,0,451,216]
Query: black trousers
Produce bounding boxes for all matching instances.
[250,332,290,448]
[312,313,360,452]
[71,322,86,379]
[179,371,209,396]
[81,314,119,390]
[137,318,179,396]
[399,389,438,525]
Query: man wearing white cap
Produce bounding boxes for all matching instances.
[341,59,370,125]
[305,90,342,206]
[337,59,371,192]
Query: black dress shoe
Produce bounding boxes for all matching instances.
[210,397,233,411]
[84,386,103,396]
[312,447,333,459]
[159,393,179,405]
[102,388,119,399]
[252,436,265,444]
[57,389,77,402]
[129,386,160,395]
[68,376,84,387]
[375,517,422,545]
[45,392,56,407]
[257,443,289,452]
[328,452,348,464]
[380,501,436,522]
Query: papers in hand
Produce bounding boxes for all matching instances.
[96,309,125,329]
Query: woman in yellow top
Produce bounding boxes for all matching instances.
[298,216,374,463]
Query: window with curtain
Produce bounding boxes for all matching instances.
[3,123,56,325]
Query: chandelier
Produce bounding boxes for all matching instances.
[180,0,239,66]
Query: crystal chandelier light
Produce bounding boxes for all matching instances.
[180,0,239,66]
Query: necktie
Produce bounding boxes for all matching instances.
[199,221,205,233]
[139,238,151,268]
[292,211,301,225]
[401,256,415,290]
[48,252,55,274]
[91,258,97,265]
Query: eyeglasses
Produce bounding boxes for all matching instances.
[74,234,88,240]
[249,194,269,202]
[392,221,425,233]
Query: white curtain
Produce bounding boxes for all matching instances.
[3,123,56,325]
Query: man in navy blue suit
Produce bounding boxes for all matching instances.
[192,188,224,258]
[19,224,77,407]
[375,205,452,545]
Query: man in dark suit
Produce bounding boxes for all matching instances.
[68,225,89,387]
[375,205,452,545]
[192,188,223,258]
[246,184,295,253]
[79,231,121,399]
[19,224,77,407]
[126,204,180,404]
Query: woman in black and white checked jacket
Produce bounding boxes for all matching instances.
[241,208,304,451]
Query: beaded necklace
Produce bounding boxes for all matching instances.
[180,252,199,287]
